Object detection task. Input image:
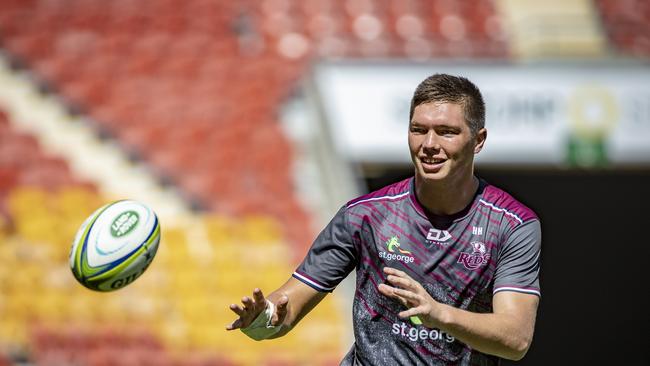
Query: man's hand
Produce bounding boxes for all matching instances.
[226,288,289,330]
[377,267,444,328]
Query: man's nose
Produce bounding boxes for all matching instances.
[423,131,440,151]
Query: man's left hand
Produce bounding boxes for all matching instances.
[377,267,445,328]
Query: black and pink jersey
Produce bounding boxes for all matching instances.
[293,177,541,366]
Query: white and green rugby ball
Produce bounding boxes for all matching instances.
[70,200,160,292]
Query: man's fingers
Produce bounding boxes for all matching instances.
[378,283,420,308]
[386,275,418,291]
[227,289,271,331]
[241,296,255,310]
[253,288,266,308]
[276,294,289,308]
[398,307,422,319]
[229,303,245,317]
[383,267,408,278]
[271,295,289,326]
[391,286,420,302]
[225,318,243,331]
[378,283,407,304]
[378,283,397,298]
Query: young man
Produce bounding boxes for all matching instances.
[227,74,541,365]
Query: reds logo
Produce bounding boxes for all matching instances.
[457,242,490,270]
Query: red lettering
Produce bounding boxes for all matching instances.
[457,253,469,263]
[458,252,489,270]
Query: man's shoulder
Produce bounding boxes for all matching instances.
[478,181,538,225]
[345,177,413,210]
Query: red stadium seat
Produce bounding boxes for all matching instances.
[595,0,650,56]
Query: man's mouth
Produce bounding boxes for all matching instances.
[419,156,446,173]
[421,157,446,164]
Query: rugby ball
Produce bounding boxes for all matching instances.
[69,200,160,292]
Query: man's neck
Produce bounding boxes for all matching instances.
[414,174,479,216]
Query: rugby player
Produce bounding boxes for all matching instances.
[227,74,541,365]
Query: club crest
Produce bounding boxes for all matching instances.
[457,241,490,270]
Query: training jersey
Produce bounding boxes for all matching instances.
[293,177,541,366]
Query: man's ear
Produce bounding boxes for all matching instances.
[474,128,487,154]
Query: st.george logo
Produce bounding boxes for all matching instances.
[379,236,414,264]
[387,236,411,255]
[457,241,490,270]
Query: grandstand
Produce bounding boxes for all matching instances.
[0,0,648,365]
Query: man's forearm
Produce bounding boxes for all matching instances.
[431,302,535,360]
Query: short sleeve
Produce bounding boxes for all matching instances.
[493,219,542,297]
[293,206,358,292]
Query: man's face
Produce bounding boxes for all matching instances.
[408,102,485,182]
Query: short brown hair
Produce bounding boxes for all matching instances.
[409,74,485,135]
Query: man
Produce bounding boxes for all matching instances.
[227,74,541,365]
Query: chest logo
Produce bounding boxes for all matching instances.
[426,228,452,243]
[457,241,491,270]
[379,236,414,264]
[387,236,411,255]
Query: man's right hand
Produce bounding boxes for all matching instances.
[226,288,289,330]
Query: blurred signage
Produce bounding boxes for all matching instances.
[312,63,650,166]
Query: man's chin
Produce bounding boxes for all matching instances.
[416,169,447,182]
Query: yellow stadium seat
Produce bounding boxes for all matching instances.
[7,187,50,218]
[0,319,28,346]
[239,215,284,244]
[0,215,8,242]
[203,215,236,245]
[14,214,56,245]
[54,186,102,218]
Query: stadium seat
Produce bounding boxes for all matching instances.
[595,0,650,56]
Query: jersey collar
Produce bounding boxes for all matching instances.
[408,177,487,227]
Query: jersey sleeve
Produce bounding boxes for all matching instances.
[493,219,542,297]
[293,206,358,292]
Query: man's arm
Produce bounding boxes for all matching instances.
[227,205,356,339]
[226,277,327,339]
[378,267,539,361]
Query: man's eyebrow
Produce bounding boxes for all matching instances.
[436,125,461,130]
[409,121,461,130]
